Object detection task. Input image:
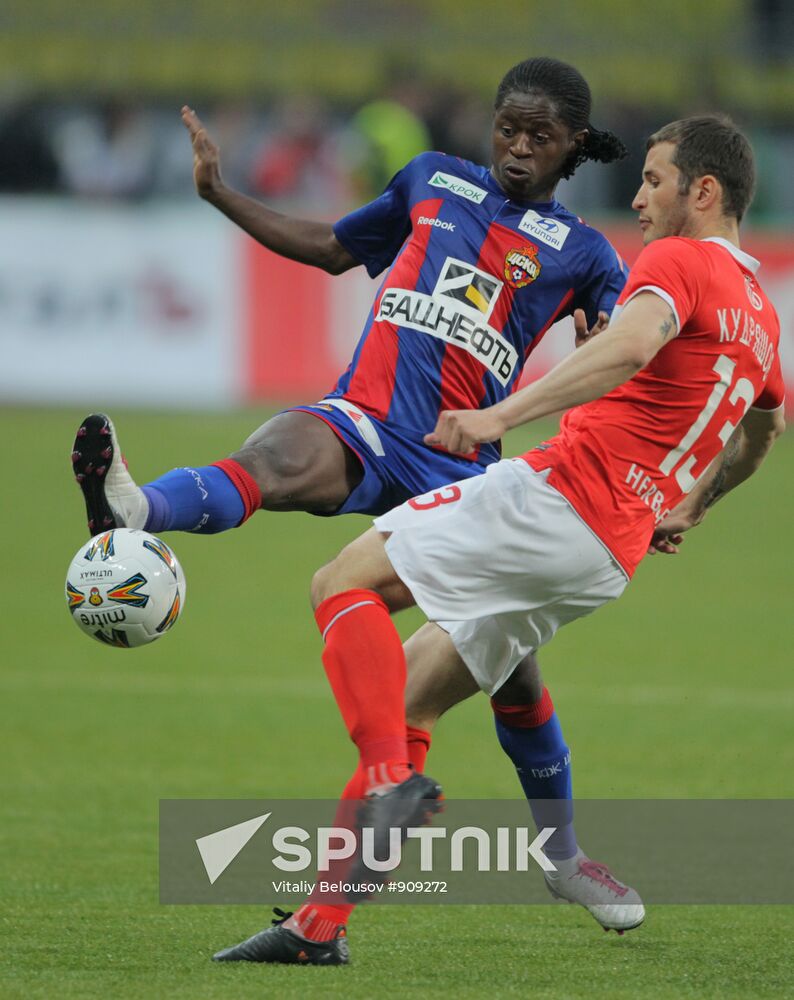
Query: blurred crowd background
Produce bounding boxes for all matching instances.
[3,0,794,411]
[2,0,794,223]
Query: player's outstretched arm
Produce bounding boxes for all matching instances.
[180,106,359,275]
[426,292,675,454]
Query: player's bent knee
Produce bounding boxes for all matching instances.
[232,411,357,513]
[310,551,364,608]
[310,561,339,609]
[230,444,306,498]
[311,534,398,609]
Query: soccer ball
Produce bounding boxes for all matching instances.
[65,528,186,648]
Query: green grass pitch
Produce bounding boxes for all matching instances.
[1,406,792,999]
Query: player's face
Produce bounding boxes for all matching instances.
[632,142,693,244]
[490,92,584,202]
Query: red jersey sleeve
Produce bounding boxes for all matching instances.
[615,237,704,333]
[753,352,786,410]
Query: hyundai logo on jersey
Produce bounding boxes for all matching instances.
[518,209,571,250]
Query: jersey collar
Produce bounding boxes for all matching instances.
[702,236,760,275]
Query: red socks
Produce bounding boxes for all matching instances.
[296,590,434,943]
[490,686,555,728]
[284,904,351,943]
[406,724,431,772]
[315,589,412,791]
[211,458,262,524]
[292,724,434,942]
[291,764,363,939]
[334,723,432,801]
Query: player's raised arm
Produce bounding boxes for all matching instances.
[180,106,358,275]
[426,291,675,453]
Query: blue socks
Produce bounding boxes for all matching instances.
[493,695,578,861]
[143,465,246,535]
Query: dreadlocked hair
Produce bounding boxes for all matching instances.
[495,57,627,179]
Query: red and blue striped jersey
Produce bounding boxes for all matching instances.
[332,151,628,466]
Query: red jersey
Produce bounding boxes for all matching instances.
[523,237,785,576]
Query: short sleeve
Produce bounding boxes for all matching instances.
[615,237,703,333]
[753,352,786,411]
[571,236,629,327]
[332,157,420,278]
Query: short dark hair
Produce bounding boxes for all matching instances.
[494,57,627,179]
[647,115,756,222]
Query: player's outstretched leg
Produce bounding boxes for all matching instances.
[212,907,350,966]
[71,410,359,537]
[71,413,259,536]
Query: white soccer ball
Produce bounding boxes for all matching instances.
[65,528,186,648]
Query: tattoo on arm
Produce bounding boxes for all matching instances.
[658,311,676,343]
[702,434,741,509]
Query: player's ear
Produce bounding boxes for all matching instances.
[694,173,721,213]
[572,128,588,152]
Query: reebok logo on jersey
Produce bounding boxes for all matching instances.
[428,171,488,205]
[518,209,571,250]
[417,215,456,232]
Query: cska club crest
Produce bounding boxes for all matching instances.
[504,244,541,288]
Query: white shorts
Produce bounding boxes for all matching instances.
[374,460,628,695]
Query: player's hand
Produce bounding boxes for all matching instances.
[181,106,223,200]
[424,408,505,454]
[647,530,685,556]
[646,502,705,555]
[574,308,610,348]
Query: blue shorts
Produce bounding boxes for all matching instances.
[287,398,495,517]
